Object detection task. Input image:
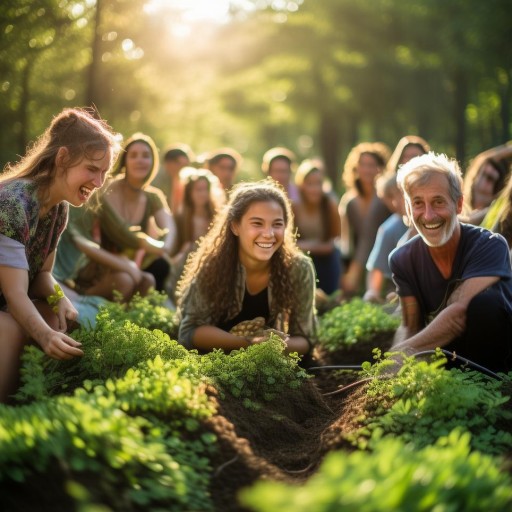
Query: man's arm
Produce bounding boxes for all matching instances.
[392,276,499,352]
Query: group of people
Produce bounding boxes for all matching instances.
[1,106,512,403]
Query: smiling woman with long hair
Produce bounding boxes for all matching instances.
[0,107,120,402]
[176,179,316,355]
[97,133,177,291]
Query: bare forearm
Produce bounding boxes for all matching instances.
[3,291,53,342]
[192,325,248,351]
[392,303,465,352]
[29,271,59,300]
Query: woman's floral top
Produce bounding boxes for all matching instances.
[0,179,68,304]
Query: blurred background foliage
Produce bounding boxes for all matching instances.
[0,0,510,189]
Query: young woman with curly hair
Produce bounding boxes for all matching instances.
[176,179,316,355]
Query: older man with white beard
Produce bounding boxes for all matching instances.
[389,152,512,372]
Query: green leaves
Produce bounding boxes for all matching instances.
[240,429,512,512]
[353,351,512,454]
[318,298,400,351]
[200,334,310,406]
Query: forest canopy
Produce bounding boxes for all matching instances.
[1,0,510,188]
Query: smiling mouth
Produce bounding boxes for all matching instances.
[79,186,93,201]
[255,242,274,249]
[423,221,443,230]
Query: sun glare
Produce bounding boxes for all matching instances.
[144,0,231,23]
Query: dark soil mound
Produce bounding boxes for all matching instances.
[313,331,395,366]
[206,380,342,511]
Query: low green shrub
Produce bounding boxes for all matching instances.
[1,357,216,511]
[317,298,399,351]
[16,312,190,401]
[351,351,512,454]
[100,290,179,338]
[240,429,512,512]
[199,334,310,409]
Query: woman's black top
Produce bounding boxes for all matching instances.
[217,287,269,332]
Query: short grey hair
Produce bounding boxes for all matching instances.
[397,152,463,204]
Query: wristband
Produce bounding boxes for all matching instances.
[47,283,65,313]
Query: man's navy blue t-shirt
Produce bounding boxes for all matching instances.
[389,223,512,327]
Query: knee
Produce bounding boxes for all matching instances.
[467,287,505,320]
[140,272,156,294]
[112,272,136,300]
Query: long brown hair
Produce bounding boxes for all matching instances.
[177,178,303,324]
[295,159,332,242]
[341,142,390,196]
[179,168,223,244]
[1,108,120,197]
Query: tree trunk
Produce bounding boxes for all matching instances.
[17,58,34,153]
[453,68,468,163]
[499,68,511,142]
[318,111,341,190]
[85,0,102,110]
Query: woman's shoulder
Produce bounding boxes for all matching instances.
[144,185,167,208]
[338,189,358,208]
[0,178,36,200]
[289,251,315,275]
[0,179,38,217]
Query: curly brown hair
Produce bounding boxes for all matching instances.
[178,167,223,244]
[176,178,303,325]
[341,142,391,194]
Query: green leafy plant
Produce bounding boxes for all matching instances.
[199,334,310,409]
[46,283,65,313]
[101,290,179,338]
[240,429,512,512]
[16,311,191,401]
[317,298,400,351]
[1,357,217,511]
[350,350,512,454]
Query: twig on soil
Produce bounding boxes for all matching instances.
[214,455,240,477]
[322,377,374,397]
[282,462,315,474]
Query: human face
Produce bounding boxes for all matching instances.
[400,145,425,165]
[357,153,382,188]
[472,162,500,209]
[125,142,153,186]
[211,157,236,190]
[165,155,189,178]
[301,170,324,205]
[406,173,462,248]
[56,148,112,207]
[268,158,291,188]
[190,178,210,208]
[231,200,285,267]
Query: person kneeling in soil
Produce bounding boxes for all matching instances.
[389,152,512,372]
[176,179,316,356]
[0,108,120,402]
